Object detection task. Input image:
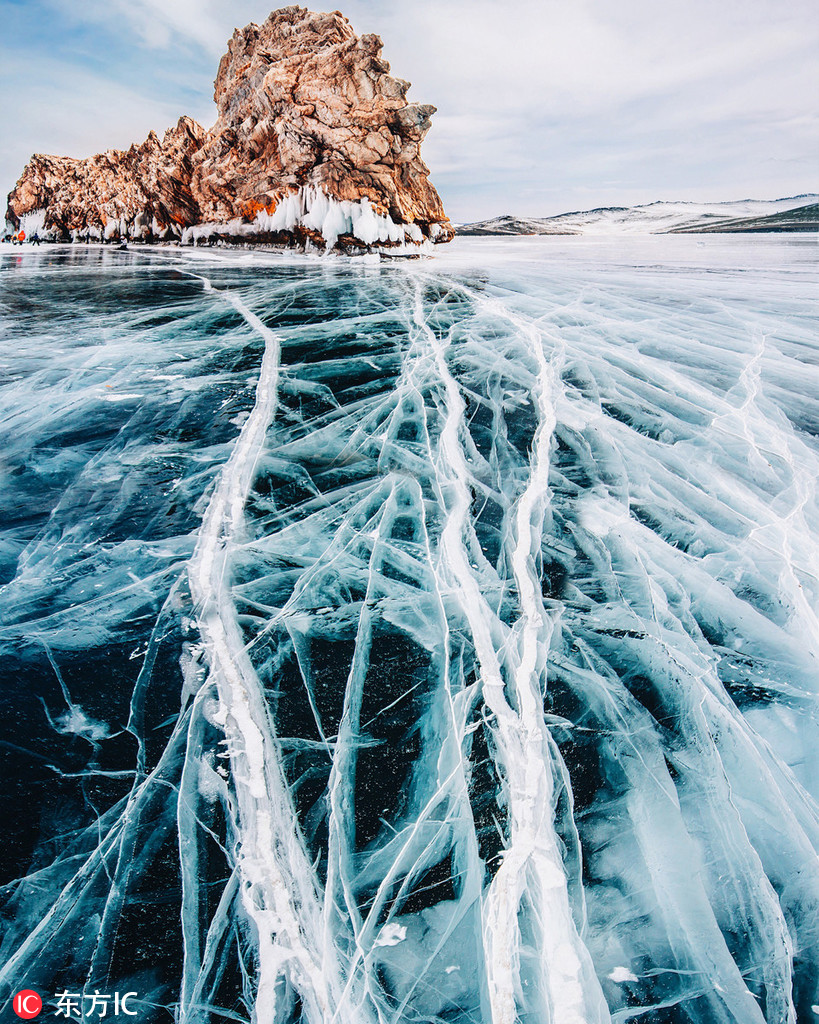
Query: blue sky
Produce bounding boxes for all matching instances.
[1,0,816,222]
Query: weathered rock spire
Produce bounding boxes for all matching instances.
[6,6,453,251]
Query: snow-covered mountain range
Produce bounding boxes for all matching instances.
[457,195,818,235]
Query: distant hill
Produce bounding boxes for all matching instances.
[456,196,819,236]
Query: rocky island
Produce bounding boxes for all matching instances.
[5,6,453,253]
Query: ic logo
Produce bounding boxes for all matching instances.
[12,991,42,1019]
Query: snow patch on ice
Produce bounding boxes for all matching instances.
[608,966,639,984]
[55,708,111,743]
[374,923,407,947]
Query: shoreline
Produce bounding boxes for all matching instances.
[0,239,430,262]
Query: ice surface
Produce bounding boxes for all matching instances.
[0,235,817,1023]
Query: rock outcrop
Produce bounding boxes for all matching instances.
[6,6,453,251]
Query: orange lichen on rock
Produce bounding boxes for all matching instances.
[240,198,282,220]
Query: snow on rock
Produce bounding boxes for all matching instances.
[18,208,46,236]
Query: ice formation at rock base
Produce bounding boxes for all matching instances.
[17,189,434,255]
[0,234,817,1023]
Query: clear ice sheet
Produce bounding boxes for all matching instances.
[0,236,817,1023]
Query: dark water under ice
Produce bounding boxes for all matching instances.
[0,236,817,1024]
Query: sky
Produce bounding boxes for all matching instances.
[0,0,816,222]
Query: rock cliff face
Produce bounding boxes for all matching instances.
[6,6,453,251]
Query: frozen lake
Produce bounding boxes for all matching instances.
[0,234,817,1023]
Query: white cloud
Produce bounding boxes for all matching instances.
[43,0,249,57]
[4,0,817,220]
[369,0,818,217]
